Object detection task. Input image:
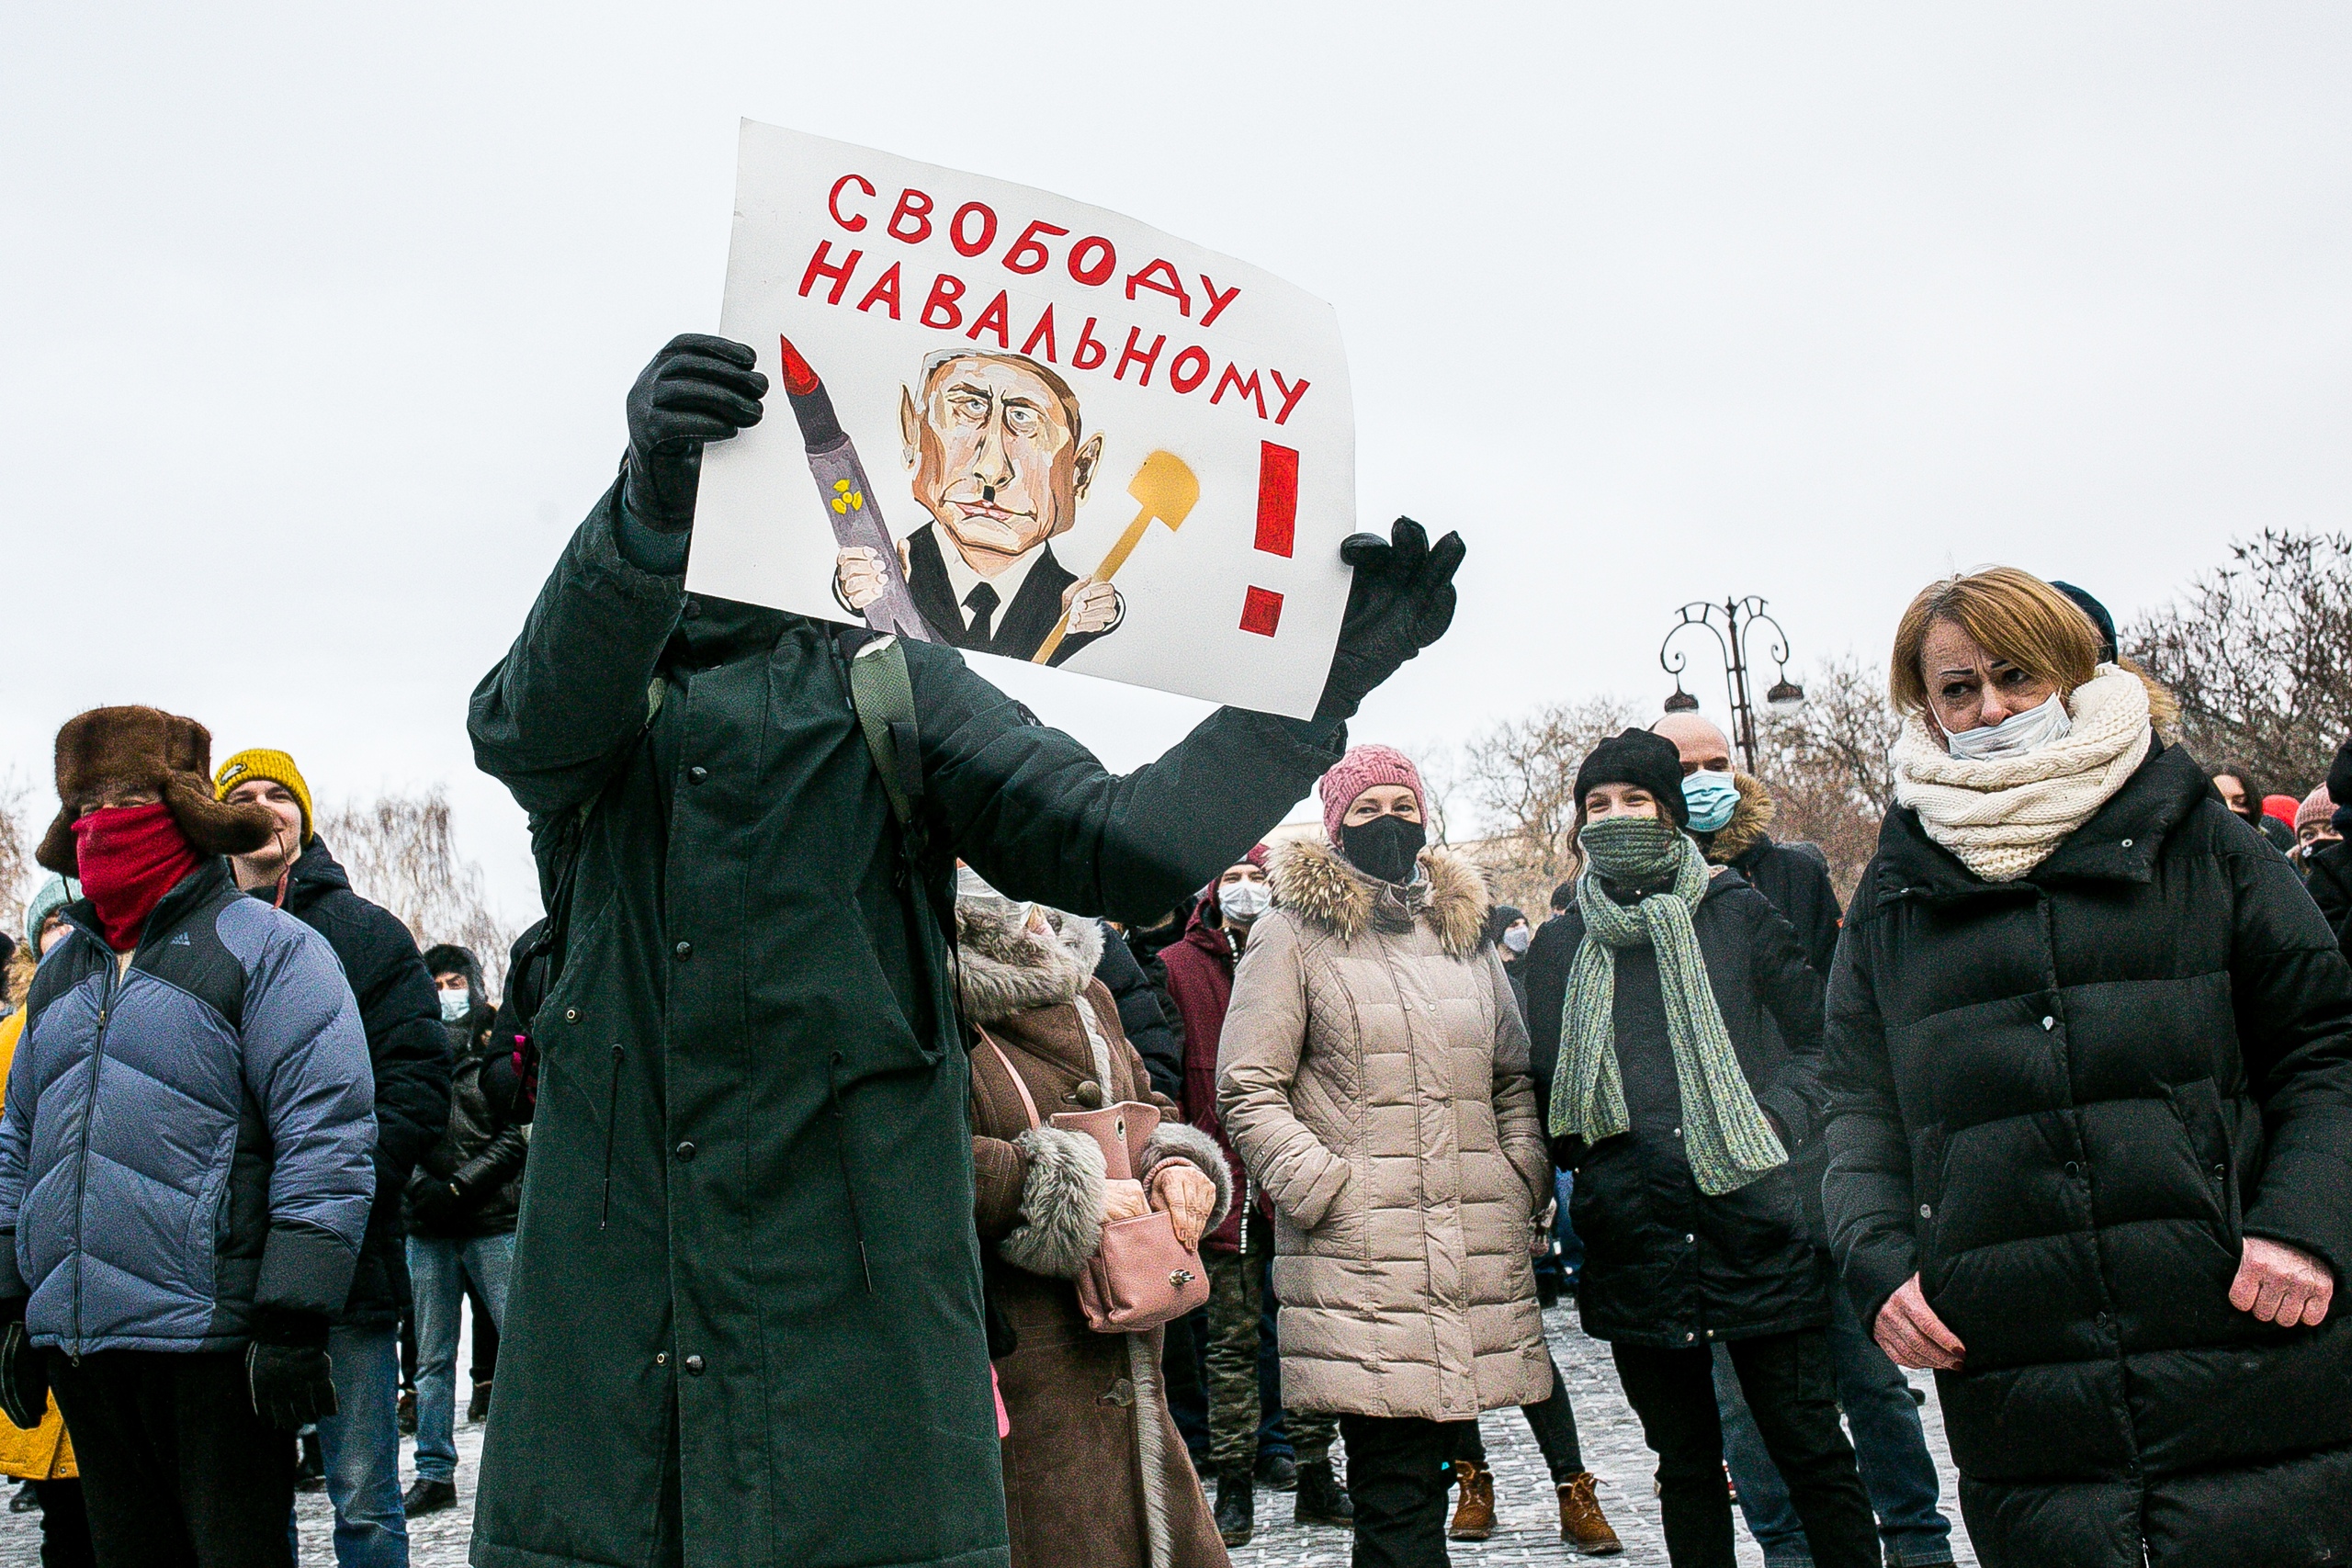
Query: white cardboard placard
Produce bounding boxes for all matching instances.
[688,120,1353,718]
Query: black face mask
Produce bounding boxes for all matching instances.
[1339,814,1426,885]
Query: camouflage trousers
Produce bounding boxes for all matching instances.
[1204,1239,1336,1472]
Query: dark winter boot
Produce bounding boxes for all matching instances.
[402,1479,458,1518]
[1214,1464,1255,1547]
[1294,1457,1352,1527]
[1255,1450,1297,1490]
[468,1380,493,1423]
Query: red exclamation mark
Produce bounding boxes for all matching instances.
[1241,441,1297,637]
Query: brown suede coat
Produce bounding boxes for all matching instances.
[961,898,1233,1568]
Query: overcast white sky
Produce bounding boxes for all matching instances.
[6,5,2348,923]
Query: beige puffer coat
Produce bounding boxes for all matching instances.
[1216,839,1553,1421]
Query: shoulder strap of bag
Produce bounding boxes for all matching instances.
[978,1029,1042,1131]
[844,633,924,837]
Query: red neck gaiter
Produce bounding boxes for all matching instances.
[74,802,201,952]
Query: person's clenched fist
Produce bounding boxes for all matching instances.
[2231,1235,2335,1327]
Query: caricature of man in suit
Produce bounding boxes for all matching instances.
[834,350,1120,665]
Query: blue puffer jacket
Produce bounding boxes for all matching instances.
[0,858,377,1354]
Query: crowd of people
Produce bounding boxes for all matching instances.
[0,333,2346,1568]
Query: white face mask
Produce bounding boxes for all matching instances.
[1219,879,1272,924]
[438,989,471,1024]
[1943,692,2073,761]
[1503,924,1532,955]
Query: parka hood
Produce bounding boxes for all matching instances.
[954,897,1104,1025]
[1703,773,1777,865]
[1267,837,1491,960]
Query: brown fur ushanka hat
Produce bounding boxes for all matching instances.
[36,706,279,876]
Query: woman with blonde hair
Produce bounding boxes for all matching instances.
[1822,567,2352,1567]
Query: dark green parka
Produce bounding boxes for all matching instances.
[466,488,1342,1568]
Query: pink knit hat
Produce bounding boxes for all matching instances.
[2299,786,2335,833]
[1318,744,1427,841]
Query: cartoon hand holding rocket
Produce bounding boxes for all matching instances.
[835,544,912,613]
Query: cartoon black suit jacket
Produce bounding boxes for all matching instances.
[899,524,1120,667]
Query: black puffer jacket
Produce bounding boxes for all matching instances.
[2304,836,2352,946]
[270,839,452,1327]
[1822,739,2352,1568]
[407,1021,528,1239]
[1524,866,1830,1349]
[1091,919,1181,1100]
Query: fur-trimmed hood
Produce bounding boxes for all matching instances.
[1703,773,1777,865]
[1267,837,1491,960]
[954,896,1104,1026]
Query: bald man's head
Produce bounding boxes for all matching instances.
[1651,713,1734,776]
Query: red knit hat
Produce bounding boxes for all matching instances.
[1318,745,1426,841]
[2299,786,2335,833]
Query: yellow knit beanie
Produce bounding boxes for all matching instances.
[213,749,314,845]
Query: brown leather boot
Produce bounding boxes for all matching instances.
[1557,1471,1623,1555]
[1446,1459,1495,1540]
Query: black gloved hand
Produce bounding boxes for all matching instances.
[409,1178,463,1234]
[0,1297,45,1431]
[1317,517,1465,723]
[621,333,769,534]
[246,1308,337,1432]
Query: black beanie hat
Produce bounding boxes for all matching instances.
[1575,729,1690,828]
[2051,581,2119,665]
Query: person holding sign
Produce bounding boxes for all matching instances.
[463,333,1464,1568]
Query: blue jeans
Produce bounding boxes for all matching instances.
[407,1235,514,1486]
[316,1325,408,1567]
[1718,1280,1952,1566]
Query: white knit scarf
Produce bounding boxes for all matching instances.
[1891,665,2154,882]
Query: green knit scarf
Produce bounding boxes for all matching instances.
[1549,814,1788,1196]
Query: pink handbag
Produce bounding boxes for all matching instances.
[983,1033,1212,1334]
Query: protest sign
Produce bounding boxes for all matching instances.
[687,120,1355,719]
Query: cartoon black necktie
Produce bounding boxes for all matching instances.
[963,581,1001,644]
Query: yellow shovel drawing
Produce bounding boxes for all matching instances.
[1032,451,1199,665]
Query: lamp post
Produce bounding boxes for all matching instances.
[1659,596,1805,774]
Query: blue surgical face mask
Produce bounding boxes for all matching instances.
[1681,772,1740,834]
[438,989,471,1024]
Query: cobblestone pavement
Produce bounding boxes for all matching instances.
[0,1305,1976,1566]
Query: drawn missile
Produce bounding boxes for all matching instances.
[776,334,932,642]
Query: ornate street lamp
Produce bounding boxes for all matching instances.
[1658,596,1804,774]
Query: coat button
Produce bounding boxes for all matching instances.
[1072,1080,1104,1108]
[1097,1377,1136,1407]
[2041,1016,2056,1031]
[1683,1331,1696,1342]
[1684,1234,1695,1245]
[682,597,702,619]
[564,1008,580,1023]
[2120,839,2133,849]
[1919,1203,1933,1219]
[688,765,709,784]
[655,1352,669,1366]
[2212,1163,2227,1180]
[684,1354,706,1375]
[2096,1313,2111,1329]
[674,941,693,960]
[675,1141,696,1162]
[2064,1161,2082,1177]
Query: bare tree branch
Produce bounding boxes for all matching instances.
[1756,653,1900,903]
[317,787,516,996]
[1453,696,1641,911]
[2126,529,2352,795]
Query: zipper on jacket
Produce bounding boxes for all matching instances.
[598,1045,624,1230]
[70,953,124,1361]
[1240,1176,1253,1257]
[828,1054,875,1292]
